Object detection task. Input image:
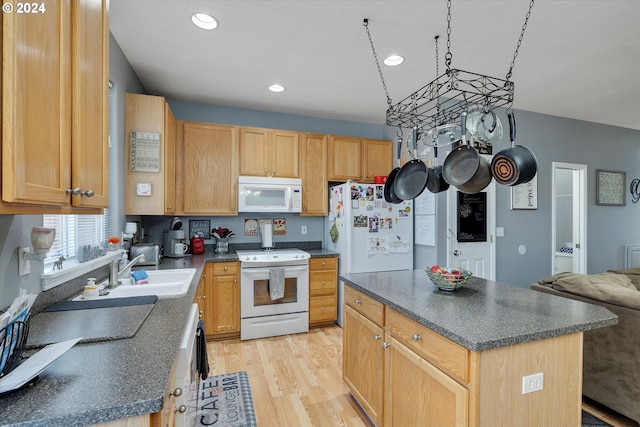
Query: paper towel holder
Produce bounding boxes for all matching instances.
[261,222,274,251]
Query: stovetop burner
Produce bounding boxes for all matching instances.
[236,249,310,265]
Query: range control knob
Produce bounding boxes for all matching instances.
[252,256,258,260]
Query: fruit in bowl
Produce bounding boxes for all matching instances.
[426,265,472,291]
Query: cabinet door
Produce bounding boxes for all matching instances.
[71,0,108,208]
[239,127,270,176]
[385,336,468,427]
[343,305,384,426]
[164,103,176,214]
[2,0,72,205]
[328,136,361,181]
[207,263,240,335]
[299,133,328,216]
[362,139,393,182]
[182,122,238,215]
[272,130,299,177]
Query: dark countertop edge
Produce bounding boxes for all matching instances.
[341,276,618,352]
[1,250,337,426]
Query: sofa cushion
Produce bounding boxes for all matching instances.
[538,271,640,310]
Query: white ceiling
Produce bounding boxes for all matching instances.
[110,0,640,130]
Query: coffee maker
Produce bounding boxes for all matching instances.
[163,217,190,258]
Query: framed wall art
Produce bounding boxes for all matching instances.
[596,170,626,206]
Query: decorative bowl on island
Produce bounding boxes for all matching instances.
[426,265,472,291]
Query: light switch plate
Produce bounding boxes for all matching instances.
[19,247,31,276]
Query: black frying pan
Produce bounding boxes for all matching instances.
[393,126,428,200]
[426,146,449,193]
[383,137,403,203]
[442,112,481,186]
[490,112,538,186]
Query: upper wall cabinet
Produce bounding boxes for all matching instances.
[180,121,238,216]
[125,93,176,215]
[299,133,328,216]
[239,127,299,178]
[1,0,108,213]
[327,137,392,182]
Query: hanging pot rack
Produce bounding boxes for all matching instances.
[364,0,535,139]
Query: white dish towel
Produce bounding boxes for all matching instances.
[269,267,285,300]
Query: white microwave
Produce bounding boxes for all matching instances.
[238,176,302,213]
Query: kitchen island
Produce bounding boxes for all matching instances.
[340,270,617,427]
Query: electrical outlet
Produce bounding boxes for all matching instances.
[301,226,307,235]
[19,247,31,276]
[522,372,543,394]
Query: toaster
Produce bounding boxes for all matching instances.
[129,244,161,265]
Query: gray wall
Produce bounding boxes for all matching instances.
[401,109,640,288]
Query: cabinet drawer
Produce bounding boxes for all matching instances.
[212,262,238,275]
[310,257,337,270]
[309,295,337,323]
[344,286,384,326]
[309,271,337,295]
[386,308,469,384]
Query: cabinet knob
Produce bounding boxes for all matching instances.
[82,189,95,197]
[321,306,326,312]
[383,342,390,349]
[264,170,269,176]
[199,310,203,318]
[322,261,326,266]
[175,405,187,414]
[66,187,82,195]
[170,387,183,397]
[203,274,207,279]
[167,205,173,210]
[412,334,422,341]
[233,279,237,283]
[202,295,206,299]
[373,334,381,340]
[224,266,228,271]
[321,280,326,285]
[354,299,362,304]
[272,170,277,175]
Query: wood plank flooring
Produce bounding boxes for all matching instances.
[208,326,638,427]
[206,326,372,427]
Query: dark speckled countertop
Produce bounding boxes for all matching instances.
[340,270,618,352]
[0,247,337,427]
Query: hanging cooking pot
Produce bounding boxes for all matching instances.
[426,146,449,193]
[393,125,429,200]
[383,136,403,204]
[455,151,492,194]
[490,112,538,186]
[442,112,480,186]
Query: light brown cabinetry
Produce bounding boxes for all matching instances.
[309,257,338,326]
[328,137,392,182]
[204,262,240,339]
[239,127,298,177]
[299,133,328,216]
[344,284,584,427]
[1,0,108,213]
[125,93,176,215]
[180,121,238,215]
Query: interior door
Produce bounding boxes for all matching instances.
[447,181,496,280]
[551,162,587,274]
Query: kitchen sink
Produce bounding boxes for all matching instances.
[74,268,197,300]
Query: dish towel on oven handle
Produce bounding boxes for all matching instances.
[269,267,285,300]
[196,319,209,380]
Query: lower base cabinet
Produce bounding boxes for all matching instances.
[204,262,240,339]
[343,285,583,427]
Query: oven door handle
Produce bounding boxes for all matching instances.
[242,265,308,276]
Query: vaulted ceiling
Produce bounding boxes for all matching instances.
[110,1,640,130]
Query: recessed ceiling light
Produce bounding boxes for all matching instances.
[384,55,404,66]
[191,12,218,30]
[268,84,285,93]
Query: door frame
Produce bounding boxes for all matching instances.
[551,162,587,274]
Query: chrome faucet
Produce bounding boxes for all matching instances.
[107,253,146,289]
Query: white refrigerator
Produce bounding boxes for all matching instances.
[325,181,414,326]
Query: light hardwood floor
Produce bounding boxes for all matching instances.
[208,326,639,427]
[207,326,372,427]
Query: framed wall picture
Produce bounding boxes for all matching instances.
[510,175,538,210]
[596,170,626,206]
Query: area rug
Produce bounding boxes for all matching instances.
[582,410,613,427]
[198,371,257,427]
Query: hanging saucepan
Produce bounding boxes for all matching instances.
[490,112,538,186]
[393,125,429,200]
[442,112,480,186]
[426,146,449,193]
[383,136,403,204]
[455,141,492,194]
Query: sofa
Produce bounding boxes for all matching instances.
[532,268,640,424]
